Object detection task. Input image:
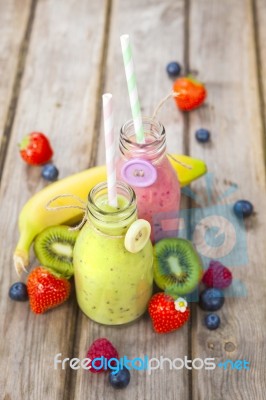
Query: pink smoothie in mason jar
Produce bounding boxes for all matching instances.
[117,117,181,242]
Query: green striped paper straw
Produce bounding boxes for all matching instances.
[120,34,145,144]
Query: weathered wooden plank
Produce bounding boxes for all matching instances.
[74,1,189,399]
[0,0,108,398]
[96,0,187,164]
[0,0,33,174]
[255,0,266,157]
[188,0,266,399]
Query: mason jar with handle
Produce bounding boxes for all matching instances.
[73,181,153,325]
[117,117,181,242]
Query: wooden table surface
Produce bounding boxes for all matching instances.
[1,0,266,399]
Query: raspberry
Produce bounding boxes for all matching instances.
[202,260,232,289]
[86,338,119,373]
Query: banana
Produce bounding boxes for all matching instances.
[14,165,106,276]
[13,154,206,275]
[167,154,207,186]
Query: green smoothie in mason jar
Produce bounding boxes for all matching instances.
[73,181,153,325]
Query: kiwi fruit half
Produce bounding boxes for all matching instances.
[153,238,203,296]
[34,225,79,278]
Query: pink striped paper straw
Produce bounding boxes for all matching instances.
[102,93,118,207]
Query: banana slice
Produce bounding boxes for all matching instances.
[125,219,151,253]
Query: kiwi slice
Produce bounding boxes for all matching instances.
[34,225,79,278]
[153,238,203,296]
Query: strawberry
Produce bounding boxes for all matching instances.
[148,293,190,334]
[173,76,207,111]
[86,338,119,373]
[19,132,53,165]
[27,267,71,314]
[202,260,232,289]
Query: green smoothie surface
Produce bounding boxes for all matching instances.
[95,194,129,213]
[91,193,136,236]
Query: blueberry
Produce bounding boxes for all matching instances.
[204,313,220,330]
[195,128,210,143]
[233,200,253,218]
[109,367,130,389]
[166,61,181,77]
[9,282,28,301]
[199,288,224,311]
[42,163,59,181]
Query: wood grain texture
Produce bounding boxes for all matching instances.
[255,0,266,158]
[0,0,108,398]
[187,0,266,399]
[0,0,33,174]
[96,0,187,164]
[1,0,266,398]
[74,1,189,399]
